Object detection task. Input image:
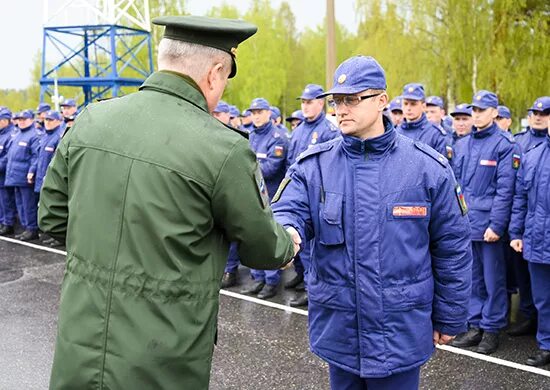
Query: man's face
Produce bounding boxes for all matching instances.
[495,117,512,131]
[472,107,497,129]
[452,114,473,137]
[425,105,444,124]
[230,117,241,128]
[289,119,301,130]
[250,109,271,127]
[531,111,549,130]
[241,115,252,125]
[18,118,33,129]
[301,99,324,121]
[61,106,77,117]
[402,99,425,122]
[212,111,231,125]
[333,92,385,138]
[0,119,9,129]
[38,112,47,121]
[44,118,62,131]
[389,110,403,126]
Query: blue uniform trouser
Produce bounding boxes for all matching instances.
[0,185,16,226]
[511,250,536,318]
[251,268,281,286]
[14,186,38,231]
[329,365,420,390]
[468,241,508,332]
[528,262,550,350]
[225,242,240,273]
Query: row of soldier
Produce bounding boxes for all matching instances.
[0,99,77,245]
[211,83,550,368]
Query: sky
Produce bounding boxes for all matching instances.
[0,0,359,90]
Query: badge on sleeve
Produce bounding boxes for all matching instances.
[254,166,270,209]
[446,145,453,160]
[455,184,468,216]
[271,177,291,204]
[512,154,521,170]
[274,145,284,157]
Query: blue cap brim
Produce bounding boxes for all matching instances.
[316,85,370,98]
[401,94,423,101]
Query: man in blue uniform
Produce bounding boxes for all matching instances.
[212,100,231,125]
[240,109,253,132]
[0,108,17,235]
[272,56,472,389]
[397,84,449,159]
[450,103,473,144]
[496,105,512,132]
[509,110,550,367]
[285,110,304,130]
[239,98,289,299]
[285,83,340,306]
[426,95,453,134]
[35,102,51,131]
[450,90,520,354]
[388,96,403,126]
[6,109,41,241]
[507,96,550,337]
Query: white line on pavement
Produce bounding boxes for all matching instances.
[2,235,549,378]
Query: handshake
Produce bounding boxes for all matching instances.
[283,226,302,270]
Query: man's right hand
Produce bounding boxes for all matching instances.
[286,226,302,257]
[510,239,523,253]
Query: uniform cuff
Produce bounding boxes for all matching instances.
[433,321,467,336]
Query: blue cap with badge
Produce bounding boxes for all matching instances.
[35,102,52,114]
[527,96,550,113]
[426,96,444,108]
[44,110,63,121]
[229,105,240,118]
[213,100,230,113]
[248,98,270,111]
[389,96,403,112]
[0,107,12,120]
[469,90,498,109]
[450,103,472,117]
[270,106,281,121]
[13,109,35,120]
[60,98,77,107]
[497,105,511,119]
[298,84,324,100]
[285,110,305,122]
[401,83,425,101]
[241,109,251,117]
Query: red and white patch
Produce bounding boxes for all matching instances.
[480,159,497,167]
[392,206,428,217]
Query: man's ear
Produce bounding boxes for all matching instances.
[206,62,225,90]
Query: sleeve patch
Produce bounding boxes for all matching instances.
[512,154,521,170]
[254,166,270,208]
[274,145,284,157]
[271,177,291,204]
[455,184,468,216]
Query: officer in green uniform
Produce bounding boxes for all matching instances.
[39,15,299,390]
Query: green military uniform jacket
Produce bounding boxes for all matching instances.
[39,71,294,389]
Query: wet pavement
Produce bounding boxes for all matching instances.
[1,238,549,389]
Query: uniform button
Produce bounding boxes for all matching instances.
[349,272,355,279]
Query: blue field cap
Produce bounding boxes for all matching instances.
[60,98,77,107]
[450,103,472,117]
[270,106,281,120]
[213,100,230,113]
[35,102,51,114]
[317,56,386,98]
[14,109,34,120]
[426,96,444,108]
[285,110,305,122]
[0,107,12,120]
[248,98,270,111]
[298,84,324,100]
[389,96,403,112]
[229,105,240,118]
[401,83,425,101]
[469,90,498,109]
[528,96,550,113]
[44,110,63,121]
[497,105,511,119]
[241,109,251,117]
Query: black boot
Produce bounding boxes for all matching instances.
[476,332,499,355]
[48,238,64,247]
[0,225,14,235]
[221,272,237,288]
[507,316,537,337]
[257,284,278,299]
[240,281,265,295]
[289,292,308,307]
[19,230,39,241]
[284,273,304,289]
[526,349,550,367]
[450,327,483,348]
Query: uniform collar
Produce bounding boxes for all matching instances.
[45,125,62,134]
[531,127,548,137]
[252,120,273,135]
[342,116,396,158]
[472,121,497,138]
[400,113,428,130]
[18,123,35,133]
[139,71,208,112]
[304,111,326,126]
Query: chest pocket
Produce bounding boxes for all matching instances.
[318,192,344,245]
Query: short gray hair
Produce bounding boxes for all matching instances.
[157,38,232,82]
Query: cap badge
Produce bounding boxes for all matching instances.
[338,74,347,84]
[408,87,414,93]
[476,95,481,101]
[537,102,542,108]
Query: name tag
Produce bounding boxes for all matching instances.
[256,153,267,159]
[45,146,55,152]
[18,141,28,147]
[392,206,428,217]
[480,159,497,167]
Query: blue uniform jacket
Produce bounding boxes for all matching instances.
[272,121,472,378]
[286,112,340,169]
[452,123,520,240]
[34,125,63,192]
[509,135,550,264]
[0,123,17,182]
[397,113,448,157]
[5,124,41,187]
[249,121,288,198]
[514,127,547,152]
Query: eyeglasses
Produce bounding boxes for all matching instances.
[327,93,382,108]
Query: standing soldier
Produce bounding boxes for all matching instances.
[35,103,51,131]
[0,107,17,235]
[60,99,78,130]
[240,109,253,132]
[285,110,305,130]
[388,96,403,126]
[397,84,449,159]
[450,103,473,144]
[39,15,299,389]
[5,109,41,241]
[426,95,452,134]
[509,107,550,367]
[272,55,472,389]
[496,105,513,132]
[212,100,231,125]
[451,90,520,354]
[239,97,289,299]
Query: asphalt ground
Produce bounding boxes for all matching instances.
[1,237,549,389]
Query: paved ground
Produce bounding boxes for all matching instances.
[1,238,549,389]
